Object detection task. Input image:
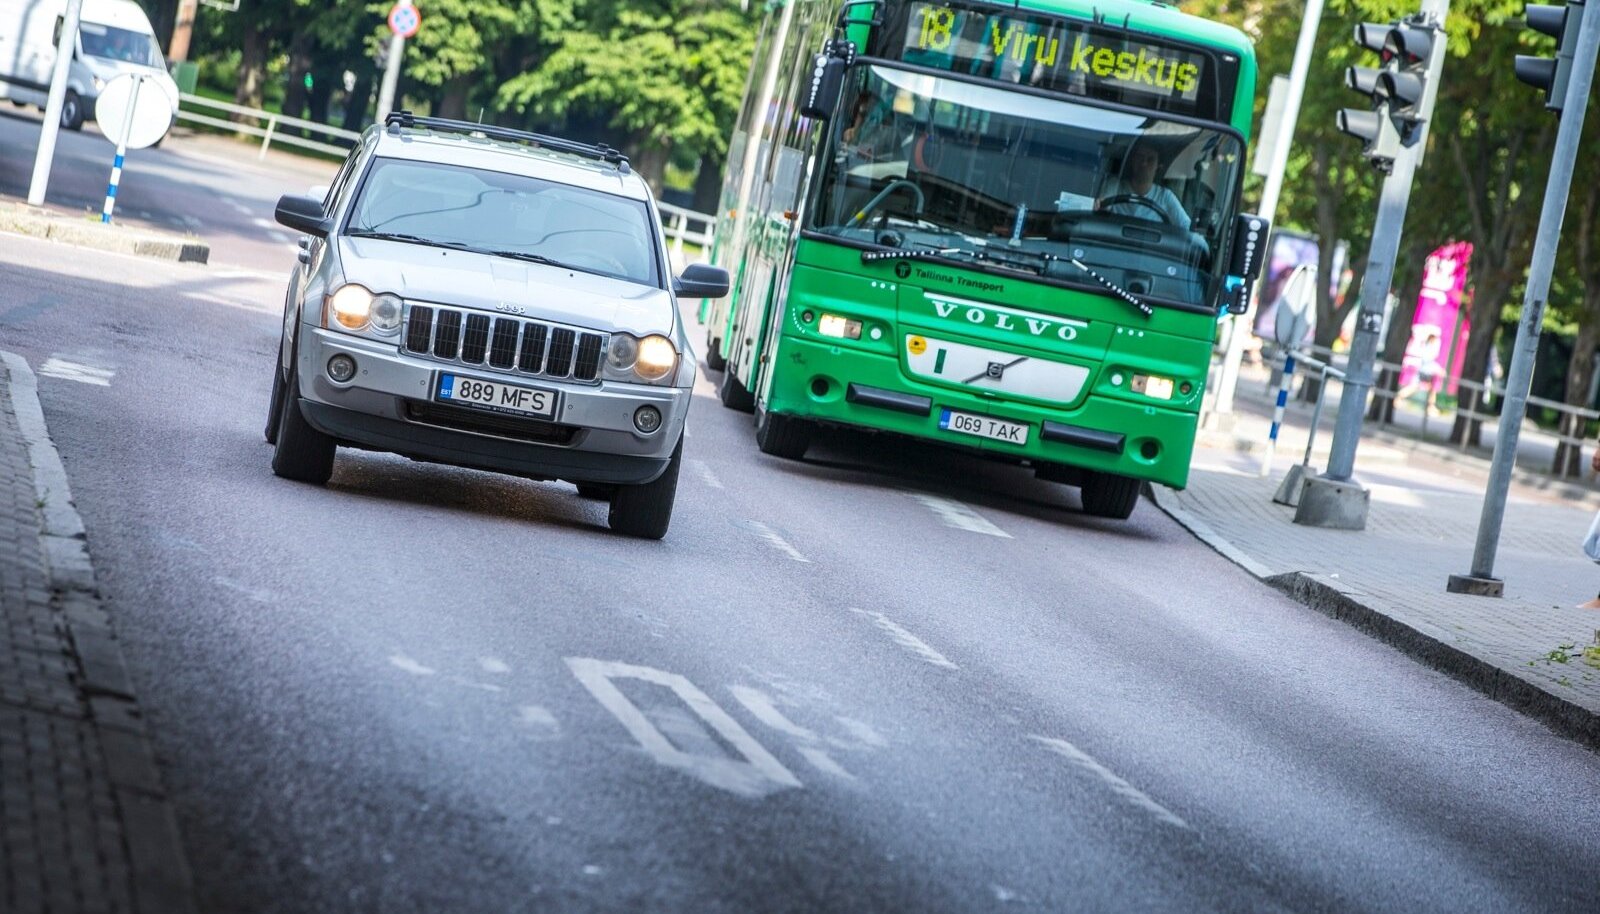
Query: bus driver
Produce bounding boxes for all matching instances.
[1097,144,1191,231]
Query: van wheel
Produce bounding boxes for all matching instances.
[717,366,755,413]
[608,440,682,539]
[1080,471,1140,519]
[61,91,84,131]
[704,332,726,372]
[271,366,336,484]
[755,408,812,460]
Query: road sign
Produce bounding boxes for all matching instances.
[95,73,173,151]
[388,2,420,38]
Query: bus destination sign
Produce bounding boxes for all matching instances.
[894,2,1219,116]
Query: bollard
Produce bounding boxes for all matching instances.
[259,115,278,161]
[101,76,143,224]
[1261,351,1296,477]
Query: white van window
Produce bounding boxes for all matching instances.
[79,23,162,68]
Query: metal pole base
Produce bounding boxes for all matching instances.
[1292,474,1370,530]
[1273,463,1310,507]
[1445,573,1504,598]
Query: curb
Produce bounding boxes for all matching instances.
[0,203,209,265]
[1,351,198,914]
[1146,484,1600,753]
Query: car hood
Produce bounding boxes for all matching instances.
[336,237,676,337]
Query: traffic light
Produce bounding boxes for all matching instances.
[1515,1,1585,112]
[1376,23,1436,140]
[1337,22,1402,172]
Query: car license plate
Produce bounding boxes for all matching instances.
[437,374,557,419]
[939,409,1028,445]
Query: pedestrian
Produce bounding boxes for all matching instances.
[1582,445,1600,609]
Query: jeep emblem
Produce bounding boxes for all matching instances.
[494,302,526,315]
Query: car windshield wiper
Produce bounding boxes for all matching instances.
[345,230,471,251]
[479,250,577,271]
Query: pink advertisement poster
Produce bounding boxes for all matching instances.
[1400,241,1473,395]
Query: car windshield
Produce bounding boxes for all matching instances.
[79,23,163,68]
[346,158,660,287]
[811,64,1245,310]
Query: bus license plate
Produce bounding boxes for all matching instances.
[437,374,557,419]
[939,409,1028,445]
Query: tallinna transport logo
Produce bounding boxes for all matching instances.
[895,261,912,279]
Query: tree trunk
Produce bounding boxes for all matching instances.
[692,157,724,214]
[436,77,472,121]
[282,31,315,136]
[631,138,671,196]
[342,71,375,132]
[1369,268,1424,423]
[1554,310,1600,475]
[234,27,269,115]
[1449,274,1515,447]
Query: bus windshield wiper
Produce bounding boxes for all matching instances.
[860,245,962,264]
[1064,257,1153,318]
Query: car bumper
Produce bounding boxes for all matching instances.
[295,326,688,485]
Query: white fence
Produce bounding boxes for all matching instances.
[175,94,360,160]
[657,201,715,262]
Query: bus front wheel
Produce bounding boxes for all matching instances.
[755,408,812,460]
[704,332,726,372]
[1080,471,1140,519]
[718,367,755,412]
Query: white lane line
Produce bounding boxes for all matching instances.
[908,493,1011,538]
[479,657,511,674]
[1030,735,1191,831]
[834,716,888,749]
[689,459,724,490]
[267,230,290,243]
[229,200,252,215]
[38,358,114,387]
[849,608,958,670]
[730,685,854,780]
[389,654,436,676]
[251,217,275,229]
[744,520,810,563]
[566,658,801,797]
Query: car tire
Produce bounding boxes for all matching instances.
[265,338,286,444]
[717,366,755,413]
[575,482,616,500]
[703,332,726,372]
[271,365,336,484]
[61,91,83,131]
[607,440,682,540]
[755,408,812,460]
[1080,470,1140,519]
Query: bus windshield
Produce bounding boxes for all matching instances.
[810,65,1245,310]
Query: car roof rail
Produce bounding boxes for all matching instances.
[383,111,631,174]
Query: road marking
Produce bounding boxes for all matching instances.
[389,655,436,676]
[566,658,801,797]
[849,608,958,670]
[229,200,252,215]
[213,575,272,603]
[516,705,560,738]
[251,217,274,229]
[689,459,724,490]
[267,230,290,244]
[181,215,203,232]
[479,657,511,674]
[743,520,810,563]
[1030,735,1190,830]
[834,716,888,748]
[908,493,1011,538]
[730,685,854,780]
[38,358,114,387]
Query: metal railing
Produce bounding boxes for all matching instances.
[656,202,715,262]
[175,94,360,160]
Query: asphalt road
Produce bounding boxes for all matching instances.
[0,106,337,272]
[2,233,1598,913]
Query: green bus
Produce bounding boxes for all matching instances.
[701,0,1266,518]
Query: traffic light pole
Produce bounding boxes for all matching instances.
[1448,0,1600,596]
[1295,0,1451,530]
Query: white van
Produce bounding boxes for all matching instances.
[0,0,180,135]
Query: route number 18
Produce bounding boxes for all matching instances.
[917,6,956,51]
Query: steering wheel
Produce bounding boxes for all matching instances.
[1099,193,1173,225]
[848,179,926,227]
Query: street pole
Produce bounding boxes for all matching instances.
[27,0,86,207]
[101,76,142,225]
[167,0,199,63]
[1210,0,1324,423]
[1448,0,1600,597]
[375,0,413,121]
[1296,0,1451,530]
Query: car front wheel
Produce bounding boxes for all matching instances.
[271,365,336,484]
[607,440,682,539]
[264,339,286,444]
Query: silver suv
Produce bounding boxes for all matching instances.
[265,113,729,539]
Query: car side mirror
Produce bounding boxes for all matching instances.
[673,263,730,299]
[275,193,331,238]
[1223,213,1270,315]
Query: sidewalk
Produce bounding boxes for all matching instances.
[0,353,194,913]
[1158,360,1600,750]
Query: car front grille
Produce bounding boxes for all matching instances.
[403,304,606,384]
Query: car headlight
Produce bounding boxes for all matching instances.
[602,333,678,384]
[326,284,374,330]
[369,293,403,333]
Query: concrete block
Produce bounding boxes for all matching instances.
[1293,474,1370,530]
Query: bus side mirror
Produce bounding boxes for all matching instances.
[1223,213,1270,315]
[800,40,853,120]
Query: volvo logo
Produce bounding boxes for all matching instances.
[494,302,527,315]
[929,298,1086,342]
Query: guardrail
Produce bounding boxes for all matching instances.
[1289,342,1599,477]
[657,202,715,262]
[175,94,360,160]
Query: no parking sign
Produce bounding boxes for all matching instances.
[388,2,421,39]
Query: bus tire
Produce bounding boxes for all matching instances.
[718,366,755,413]
[704,332,726,372]
[1080,471,1140,519]
[608,440,682,539]
[755,408,812,460]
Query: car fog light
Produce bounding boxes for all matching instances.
[818,314,862,340]
[327,354,357,382]
[633,405,663,434]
